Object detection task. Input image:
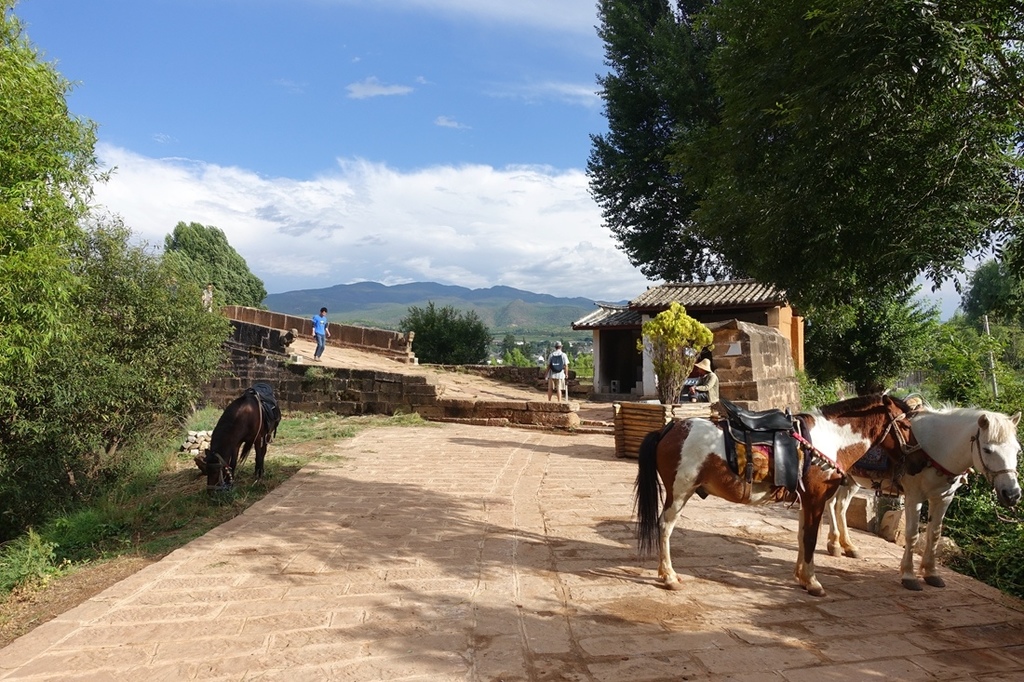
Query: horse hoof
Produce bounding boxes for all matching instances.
[827,545,842,557]
[843,549,860,559]
[901,578,923,591]
[664,579,685,591]
[806,585,826,597]
[924,575,946,588]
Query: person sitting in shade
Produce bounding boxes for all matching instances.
[686,358,719,404]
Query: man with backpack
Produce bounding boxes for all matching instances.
[546,341,570,402]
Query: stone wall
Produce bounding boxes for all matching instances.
[711,319,800,411]
[228,320,296,356]
[438,364,587,397]
[204,347,579,428]
[220,306,416,363]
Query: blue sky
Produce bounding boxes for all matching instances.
[15,0,962,315]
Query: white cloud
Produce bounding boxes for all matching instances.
[273,78,307,94]
[488,80,601,108]
[91,143,656,302]
[346,77,414,99]
[435,115,469,129]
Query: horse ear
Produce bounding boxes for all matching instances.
[979,414,991,430]
[1012,412,1021,426]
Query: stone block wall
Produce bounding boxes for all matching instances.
[711,319,800,411]
[442,364,587,397]
[228,320,295,356]
[220,306,416,363]
[204,347,579,427]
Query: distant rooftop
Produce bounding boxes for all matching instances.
[629,280,787,312]
[572,280,790,330]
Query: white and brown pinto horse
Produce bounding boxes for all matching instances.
[635,394,915,597]
[826,404,1021,590]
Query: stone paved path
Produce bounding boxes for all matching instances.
[1,424,1023,680]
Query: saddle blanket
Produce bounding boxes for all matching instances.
[854,444,889,472]
[735,442,771,483]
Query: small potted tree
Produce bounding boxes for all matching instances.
[639,302,714,405]
[614,303,715,457]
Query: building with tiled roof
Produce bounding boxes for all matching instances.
[573,280,803,407]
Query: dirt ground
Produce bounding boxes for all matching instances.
[0,343,615,649]
[0,557,155,648]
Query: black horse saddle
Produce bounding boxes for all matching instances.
[717,398,803,491]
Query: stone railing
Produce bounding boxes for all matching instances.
[220,306,416,363]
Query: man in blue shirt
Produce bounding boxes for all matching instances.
[311,307,330,361]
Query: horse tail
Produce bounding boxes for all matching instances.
[635,423,670,558]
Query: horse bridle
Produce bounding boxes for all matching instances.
[970,428,1019,484]
[206,450,234,490]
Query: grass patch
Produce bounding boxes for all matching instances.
[0,410,427,598]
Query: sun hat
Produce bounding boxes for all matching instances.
[694,359,712,373]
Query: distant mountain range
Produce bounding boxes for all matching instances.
[263,281,610,339]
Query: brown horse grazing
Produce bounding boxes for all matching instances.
[204,383,281,492]
[634,394,915,597]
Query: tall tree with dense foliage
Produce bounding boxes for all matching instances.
[589,0,727,284]
[400,302,491,365]
[0,1,98,407]
[698,0,1023,307]
[163,221,267,308]
[590,0,1024,308]
[961,259,1018,324]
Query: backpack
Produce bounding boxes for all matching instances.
[549,353,565,374]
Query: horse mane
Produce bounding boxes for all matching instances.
[815,393,890,418]
[917,404,1019,444]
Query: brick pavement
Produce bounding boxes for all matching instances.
[1,424,1023,680]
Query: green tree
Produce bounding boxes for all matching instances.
[591,0,1024,309]
[961,259,1017,324]
[573,352,594,380]
[928,316,1001,405]
[401,302,492,365]
[0,220,230,539]
[499,333,519,358]
[589,0,727,283]
[638,302,713,404]
[695,0,1023,307]
[0,2,98,407]
[163,221,266,308]
[502,347,534,368]
[805,292,939,395]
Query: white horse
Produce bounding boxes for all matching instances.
[826,405,1021,591]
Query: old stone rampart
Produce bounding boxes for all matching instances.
[221,306,416,363]
[204,347,579,428]
[436,364,587,397]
